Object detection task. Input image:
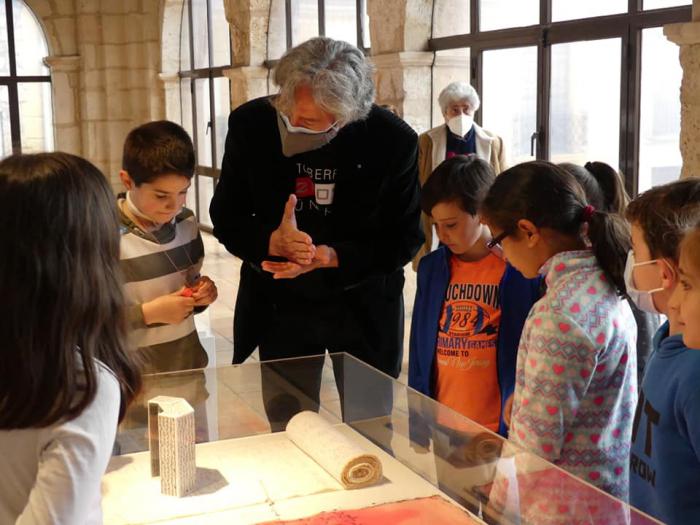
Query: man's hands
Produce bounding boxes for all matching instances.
[268,195,315,265]
[262,244,338,279]
[264,195,338,279]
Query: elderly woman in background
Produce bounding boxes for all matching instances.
[414,81,506,266]
[210,37,423,430]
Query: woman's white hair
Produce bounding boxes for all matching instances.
[273,37,375,125]
[438,81,480,115]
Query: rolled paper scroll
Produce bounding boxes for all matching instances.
[286,411,383,489]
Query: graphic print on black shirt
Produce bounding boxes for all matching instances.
[291,144,340,245]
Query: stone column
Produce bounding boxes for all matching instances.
[371,52,434,133]
[367,0,433,132]
[225,0,272,109]
[43,55,83,156]
[665,1,700,178]
[225,66,270,110]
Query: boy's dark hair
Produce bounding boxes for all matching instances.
[420,155,496,216]
[122,120,195,185]
[0,152,141,429]
[626,178,700,263]
[481,160,631,295]
[560,161,630,215]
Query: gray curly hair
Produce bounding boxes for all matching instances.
[273,37,375,125]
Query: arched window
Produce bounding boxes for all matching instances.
[0,0,53,156]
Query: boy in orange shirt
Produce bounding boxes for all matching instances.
[408,156,540,469]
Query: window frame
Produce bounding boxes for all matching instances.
[2,0,52,154]
[178,0,232,231]
[429,0,691,196]
[274,0,368,64]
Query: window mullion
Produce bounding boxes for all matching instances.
[356,0,364,49]
[286,0,293,49]
[6,0,16,77]
[541,0,551,25]
[318,0,325,36]
[206,0,216,170]
[8,82,20,154]
[537,27,551,160]
[620,24,642,196]
[186,0,201,221]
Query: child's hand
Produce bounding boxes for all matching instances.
[142,289,195,325]
[192,276,218,306]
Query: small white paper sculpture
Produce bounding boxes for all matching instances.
[148,396,196,497]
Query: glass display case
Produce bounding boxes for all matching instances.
[105,353,662,524]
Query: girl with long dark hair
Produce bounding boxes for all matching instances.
[0,152,141,524]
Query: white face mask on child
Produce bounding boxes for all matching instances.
[624,250,664,314]
[125,190,158,224]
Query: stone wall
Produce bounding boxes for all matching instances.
[28,0,165,190]
[666,0,700,178]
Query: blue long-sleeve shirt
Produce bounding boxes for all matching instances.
[630,322,700,524]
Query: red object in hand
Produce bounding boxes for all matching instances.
[180,287,194,298]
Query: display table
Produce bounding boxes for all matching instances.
[105,353,662,525]
[103,424,480,524]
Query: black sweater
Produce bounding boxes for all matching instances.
[210,97,424,365]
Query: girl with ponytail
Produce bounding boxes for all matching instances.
[480,161,637,500]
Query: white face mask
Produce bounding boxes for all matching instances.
[277,112,339,157]
[447,114,474,137]
[624,250,664,314]
[126,190,157,224]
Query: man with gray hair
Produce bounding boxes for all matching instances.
[413,81,506,267]
[210,37,423,430]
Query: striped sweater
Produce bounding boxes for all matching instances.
[509,250,637,500]
[118,201,207,373]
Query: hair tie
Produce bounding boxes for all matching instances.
[581,204,596,222]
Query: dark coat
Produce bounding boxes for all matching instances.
[210,97,424,372]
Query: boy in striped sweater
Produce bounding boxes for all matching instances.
[118,120,218,374]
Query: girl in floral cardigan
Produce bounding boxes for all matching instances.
[480,161,637,500]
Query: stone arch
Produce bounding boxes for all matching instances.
[16,1,81,155]
[23,0,66,57]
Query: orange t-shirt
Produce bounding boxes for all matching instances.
[434,253,506,432]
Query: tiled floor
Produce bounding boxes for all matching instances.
[197,232,417,385]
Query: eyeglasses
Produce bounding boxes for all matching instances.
[487,230,510,250]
